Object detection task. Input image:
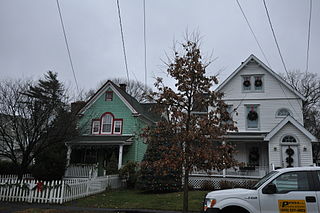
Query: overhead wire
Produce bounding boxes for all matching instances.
[143,0,147,91]
[56,0,80,93]
[236,0,271,68]
[262,0,289,77]
[116,0,130,83]
[305,0,313,73]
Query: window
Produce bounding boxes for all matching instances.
[276,108,291,117]
[282,135,297,143]
[271,172,311,193]
[105,91,113,101]
[91,120,100,134]
[254,76,263,90]
[242,75,264,92]
[113,120,122,134]
[91,112,123,135]
[243,76,251,91]
[246,105,259,129]
[101,114,113,133]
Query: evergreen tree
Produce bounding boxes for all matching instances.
[139,121,182,192]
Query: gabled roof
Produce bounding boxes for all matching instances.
[216,54,306,101]
[264,115,318,142]
[78,80,158,123]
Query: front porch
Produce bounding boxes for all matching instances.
[65,135,133,177]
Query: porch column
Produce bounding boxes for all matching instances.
[118,145,124,170]
[66,145,72,167]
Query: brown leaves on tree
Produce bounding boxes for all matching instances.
[141,36,238,212]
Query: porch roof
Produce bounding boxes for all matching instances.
[66,135,134,146]
[225,132,268,142]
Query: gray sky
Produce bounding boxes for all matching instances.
[0,0,319,94]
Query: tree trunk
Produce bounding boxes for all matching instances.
[183,170,189,213]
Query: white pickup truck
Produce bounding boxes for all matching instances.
[203,167,320,213]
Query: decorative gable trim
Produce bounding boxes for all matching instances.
[216,54,306,101]
[264,115,317,142]
[78,81,137,115]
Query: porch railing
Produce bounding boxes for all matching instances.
[64,164,98,178]
[192,165,270,178]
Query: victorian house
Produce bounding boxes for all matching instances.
[216,54,318,176]
[65,81,158,177]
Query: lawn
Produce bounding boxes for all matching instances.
[67,189,208,212]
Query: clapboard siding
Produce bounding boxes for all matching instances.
[221,62,298,100]
[225,99,303,132]
[268,123,313,167]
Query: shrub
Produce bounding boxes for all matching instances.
[105,152,119,175]
[219,180,234,189]
[31,143,67,181]
[0,160,20,175]
[200,180,215,191]
[119,161,138,189]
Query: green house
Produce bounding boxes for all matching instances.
[66,81,158,176]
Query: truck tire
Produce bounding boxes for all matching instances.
[221,206,250,213]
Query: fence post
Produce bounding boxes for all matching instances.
[60,180,65,204]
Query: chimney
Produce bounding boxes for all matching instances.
[71,101,86,114]
[119,83,127,92]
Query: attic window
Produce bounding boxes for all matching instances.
[242,75,264,92]
[105,91,113,101]
[276,108,291,117]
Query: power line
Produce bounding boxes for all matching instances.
[236,0,271,68]
[56,0,79,93]
[262,0,289,77]
[143,0,147,90]
[305,0,313,73]
[116,0,130,83]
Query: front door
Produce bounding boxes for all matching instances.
[259,171,318,213]
[281,145,299,167]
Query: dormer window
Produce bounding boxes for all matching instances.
[276,108,291,117]
[242,75,264,92]
[105,91,113,101]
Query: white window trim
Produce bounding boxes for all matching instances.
[92,120,100,135]
[280,135,299,145]
[245,104,260,130]
[101,114,113,134]
[241,75,264,93]
[113,120,122,134]
[276,108,292,118]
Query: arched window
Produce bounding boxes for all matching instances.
[276,108,291,117]
[282,135,297,143]
[101,113,113,134]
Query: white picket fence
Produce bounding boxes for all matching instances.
[0,174,122,204]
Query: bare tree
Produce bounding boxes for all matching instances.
[0,72,77,178]
[281,70,320,162]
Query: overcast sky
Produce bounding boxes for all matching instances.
[0,0,319,95]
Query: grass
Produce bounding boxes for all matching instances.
[67,189,208,212]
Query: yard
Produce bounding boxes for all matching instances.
[68,190,208,212]
[10,190,208,213]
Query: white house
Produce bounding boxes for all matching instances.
[216,54,318,175]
